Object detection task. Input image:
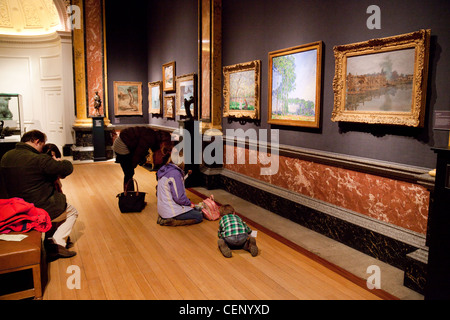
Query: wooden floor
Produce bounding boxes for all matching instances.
[41,161,384,300]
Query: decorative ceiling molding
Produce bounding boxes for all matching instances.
[0,0,68,36]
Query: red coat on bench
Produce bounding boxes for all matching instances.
[0,198,51,233]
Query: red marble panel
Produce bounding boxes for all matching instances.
[85,0,104,117]
[224,146,429,235]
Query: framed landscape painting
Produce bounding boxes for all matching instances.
[268,41,323,128]
[148,81,162,114]
[162,61,176,92]
[175,73,197,117]
[113,81,143,116]
[223,60,261,119]
[331,29,431,127]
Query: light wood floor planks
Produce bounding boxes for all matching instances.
[41,161,383,300]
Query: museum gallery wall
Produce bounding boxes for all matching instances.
[104,0,450,292]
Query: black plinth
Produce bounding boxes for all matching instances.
[92,117,106,162]
[425,147,450,300]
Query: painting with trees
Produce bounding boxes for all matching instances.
[223,60,261,119]
[268,42,322,128]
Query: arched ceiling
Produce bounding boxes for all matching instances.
[0,0,65,36]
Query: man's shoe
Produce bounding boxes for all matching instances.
[66,236,74,249]
[218,239,232,258]
[56,244,77,258]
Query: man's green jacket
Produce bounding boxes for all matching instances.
[1,142,73,219]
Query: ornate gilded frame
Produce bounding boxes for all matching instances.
[148,81,162,114]
[223,60,261,120]
[164,95,175,118]
[268,42,322,128]
[175,73,197,117]
[113,81,142,116]
[162,61,176,92]
[331,29,431,127]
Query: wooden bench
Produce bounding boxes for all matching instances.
[0,230,42,300]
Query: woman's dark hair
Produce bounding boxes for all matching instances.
[43,143,61,158]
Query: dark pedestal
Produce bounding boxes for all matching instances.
[425,147,450,300]
[72,124,114,161]
[92,117,106,162]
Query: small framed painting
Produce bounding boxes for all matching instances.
[223,60,261,120]
[164,95,175,118]
[113,81,143,116]
[162,61,176,92]
[175,73,197,118]
[148,81,162,114]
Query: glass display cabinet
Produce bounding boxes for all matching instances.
[0,93,24,159]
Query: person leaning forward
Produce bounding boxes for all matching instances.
[0,130,78,258]
[113,126,173,191]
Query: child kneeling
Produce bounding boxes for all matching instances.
[217,204,258,258]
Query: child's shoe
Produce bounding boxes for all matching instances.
[218,239,232,258]
[245,237,258,257]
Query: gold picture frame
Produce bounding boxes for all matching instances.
[175,73,197,117]
[223,60,261,120]
[162,61,176,92]
[268,41,323,128]
[164,95,175,118]
[148,81,162,114]
[113,81,143,116]
[331,29,431,127]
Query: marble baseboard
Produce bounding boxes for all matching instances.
[201,167,428,293]
[404,249,428,294]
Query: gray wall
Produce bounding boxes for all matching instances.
[105,0,450,169]
[222,0,450,169]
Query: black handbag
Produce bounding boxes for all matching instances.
[116,179,147,213]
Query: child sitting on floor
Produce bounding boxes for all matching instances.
[217,204,258,258]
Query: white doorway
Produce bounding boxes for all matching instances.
[43,87,65,149]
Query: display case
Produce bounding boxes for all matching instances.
[0,94,24,159]
[0,93,24,141]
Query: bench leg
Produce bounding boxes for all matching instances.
[32,265,42,300]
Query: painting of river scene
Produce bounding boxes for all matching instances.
[332,30,430,127]
[268,42,322,127]
[345,48,415,112]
